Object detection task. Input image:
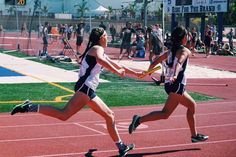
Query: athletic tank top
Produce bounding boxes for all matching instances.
[165,48,188,85]
[78,53,105,91]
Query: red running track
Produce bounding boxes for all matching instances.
[1,33,236,157]
[0,100,235,157]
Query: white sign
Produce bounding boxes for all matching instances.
[164,0,229,13]
[55,13,72,19]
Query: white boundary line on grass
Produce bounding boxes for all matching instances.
[26,138,236,157]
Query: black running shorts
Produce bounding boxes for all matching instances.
[74,82,96,100]
[164,82,185,95]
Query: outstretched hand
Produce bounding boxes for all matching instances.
[117,68,126,78]
[135,71,145,78]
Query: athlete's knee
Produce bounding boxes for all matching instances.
[105,111,115,124]
[57,109,72,121]
[187,102,196,115]
[187,107,195,116]
[57,114,71,121]
[161,109,172,119]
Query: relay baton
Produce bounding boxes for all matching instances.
[139,65,161,78]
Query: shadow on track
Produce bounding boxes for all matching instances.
[110,148,201,157]
[85,148,98,157]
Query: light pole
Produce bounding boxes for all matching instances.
[143,0,153,27]
[15,0,20,50]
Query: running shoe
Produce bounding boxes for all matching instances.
[129,115,140,134]
[11,100,32,115]
[119,143,135,157]
[191,134,209,143]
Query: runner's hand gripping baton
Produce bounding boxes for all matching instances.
[139,65,161,78]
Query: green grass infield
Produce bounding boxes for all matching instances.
[0,51,219,113]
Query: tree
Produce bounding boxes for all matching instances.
[127,3,137,18]
[7,6,15,16]
[108,6,113,20]
[41,6,48,17]
[223,0,236,25]
[74,0,89,18]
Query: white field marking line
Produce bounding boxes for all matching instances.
[129,123,236,135]
[0,134,101,143]
[1,100,235,118]
[2,49,17,53]
[26,138,236,157]
[1,123,236,143]
[1,111,236,129]
[0,36,37,40]
[0,44,12,46]
[21,49,35,51]
[73,123,106,135]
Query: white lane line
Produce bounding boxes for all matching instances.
[0,110,235,129]
[0,134,101,143]
[0,123,235,143]
[73,123,106,135]
[132,123,236,135]
[26,138,236,157]
[0,100,235,118]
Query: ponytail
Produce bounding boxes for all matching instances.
[79,27,105,62]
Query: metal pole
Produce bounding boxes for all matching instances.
[160,0,165,83]
[143,0,148,27]
[15,0,20,50]
[38,0,41,38]
[89,11,91,32]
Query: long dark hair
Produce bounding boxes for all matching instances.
[167,25,187,67]
[80,27,105,61]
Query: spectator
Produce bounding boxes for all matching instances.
[99,21,107,30]
[0,25,3,36]
[204,25,212,58]
[67,24,73,40]
[191,27,198,56]
[130,33,145,58]
[109,24,116,43]
[21,23,27,36]
[75,22,85,55]
[41,22,49,56]
[149,24,163,63]
[119,22,136,59]
[218,43,234,56]
[227,28,234,50]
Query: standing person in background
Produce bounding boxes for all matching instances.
[191,27,198,56]
[109,24,117,43]
[66,24,73,40]
[227,28,234,51]
[21,22,27,37]
[0,25,3,36]
[11,27,143,157]
[75,22,85,55]
[99,21,107,30]
[204,25,212,58]
[128,25,209,143]
[149,24,163,63]
[41,22,49,56]
[119,22,136,60]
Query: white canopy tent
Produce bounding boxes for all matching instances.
[89,5,109,32]
[94,5,109,12]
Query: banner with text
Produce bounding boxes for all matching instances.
[164,0,229,13]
